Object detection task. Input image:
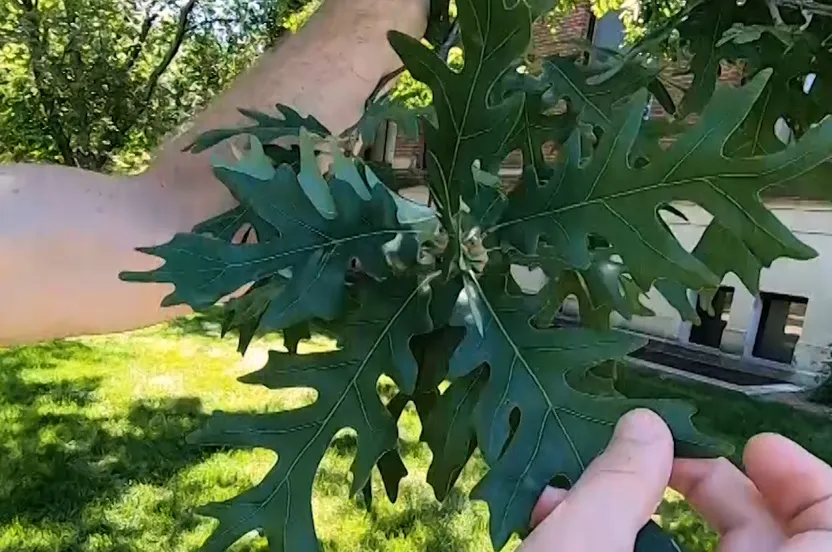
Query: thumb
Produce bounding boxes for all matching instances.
[522,409,674,552]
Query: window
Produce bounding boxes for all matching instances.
[689,286,734,349]
[591,11,626,51]
[588,12,652,120]
[753,292,808,364]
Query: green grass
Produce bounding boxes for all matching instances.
[1,314,830,552]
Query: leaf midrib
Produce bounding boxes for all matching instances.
[470,280,718,519]
[469,275,586,469]
[489,145,831,235]
[174,229,409,292]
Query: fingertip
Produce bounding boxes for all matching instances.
[744,432,787,462]
[669,457,711,493]
[744,433,820,482]
[530,486,568,529]
[615,408,673,447]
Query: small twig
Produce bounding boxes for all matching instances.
[767,0,786,26]
[776,0,832,17]
[437,20,460,62]
[125,10,158,72]
[800,9,814,30]
[363,20,460,110]
[364,67,406,110]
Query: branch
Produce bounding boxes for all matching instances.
[776,0,832,17]
[141,0,198,104]
[18,0,78,166]
[767,0,786,26]
[124,10,158,72]
[188,17,238,32]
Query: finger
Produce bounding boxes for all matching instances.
[522,409,673,552]
[670,457,783,552]
[744,433,832,536]
[530,486,568,529]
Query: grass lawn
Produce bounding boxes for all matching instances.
[2,314,831,552]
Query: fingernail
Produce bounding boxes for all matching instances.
[612,409,670,445]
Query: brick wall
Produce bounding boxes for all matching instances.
[535,4,592,57]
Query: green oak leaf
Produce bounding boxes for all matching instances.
[388,0,533,226]
[675,0,733,117]
[447,275,728,548]
[349,96,436,145]
[654,279,700,324]
[121,141,418,358]
[535,246,653,331]
[495,70,830,293]
[361,392,410,510]
[365,326,469,504]
[422,364,485,501]
[193,205,261,243]
[655,219,766,324]
[540,55,658,131]
[492,68,577,200]
[189,278,433,551]
[185,104,330,153]
[194,139,297,243]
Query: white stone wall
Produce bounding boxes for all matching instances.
[616,201,832,379]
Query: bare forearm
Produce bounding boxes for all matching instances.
[148,0,430,218]
[0,165,186,345]
[1,0,428,345]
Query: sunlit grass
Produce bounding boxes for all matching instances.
[1,312,830,551]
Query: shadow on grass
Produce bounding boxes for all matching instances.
[320,487,479,552]
[161,307,225,338]
[0,342,210,540]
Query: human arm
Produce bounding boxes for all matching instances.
[0,0,429,345]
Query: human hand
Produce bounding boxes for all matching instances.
[521,409,832,552]
[670,432,832,551]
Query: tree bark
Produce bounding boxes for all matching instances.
[99,0,199,170]
[19,0,78,167]
[124,9,159,72]
[142,0,199,104]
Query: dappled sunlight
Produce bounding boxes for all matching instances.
[656,490,718,551]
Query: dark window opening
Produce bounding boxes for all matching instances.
[689,286,734,349]
[753,292,808,364]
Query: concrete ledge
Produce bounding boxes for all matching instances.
[626,357,803,397]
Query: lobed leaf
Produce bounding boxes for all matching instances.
[189,278,433,551]
[496,71,830,294]
[184,104,329,153]
[122,136,419,356]
[388,0,533,228]
[447,275,728,547]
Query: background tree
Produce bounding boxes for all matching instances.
[0,0,316,172]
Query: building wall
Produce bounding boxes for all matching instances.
[617,202,832,380]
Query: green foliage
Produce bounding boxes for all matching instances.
[0,0,315,172]
[122,0,832,550]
